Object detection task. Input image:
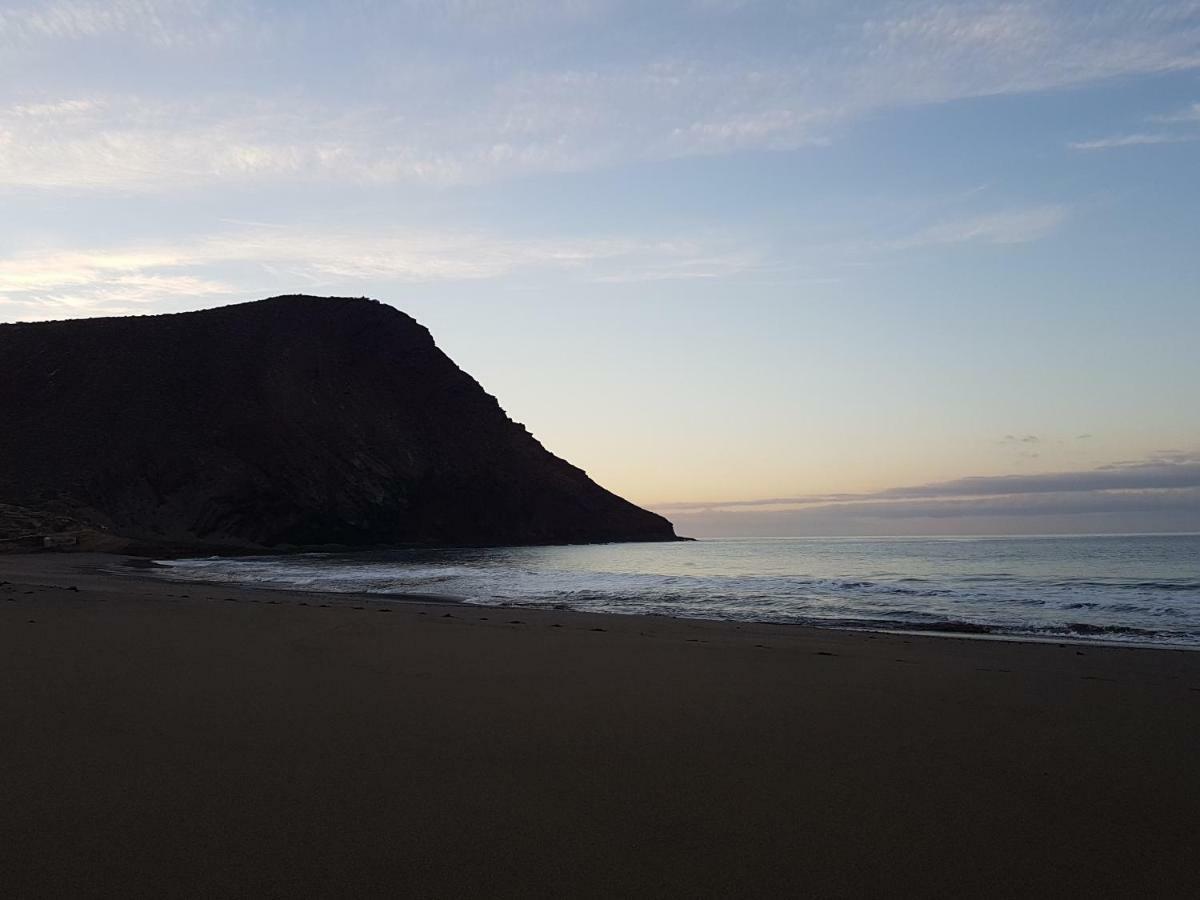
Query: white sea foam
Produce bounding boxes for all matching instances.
[157,535,1200,647]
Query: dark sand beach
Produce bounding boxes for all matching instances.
[3,553,1199,897]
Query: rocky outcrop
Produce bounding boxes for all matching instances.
[0,296,679,552]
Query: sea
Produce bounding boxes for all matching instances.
[158,534,1200,648]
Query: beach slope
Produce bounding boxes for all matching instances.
[3,554,1198,897]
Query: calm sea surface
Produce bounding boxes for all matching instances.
[160,534,1200,647]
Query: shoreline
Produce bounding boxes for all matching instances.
[145,552,1200,653]
[4,552,1200,896]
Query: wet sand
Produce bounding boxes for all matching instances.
[3,553,1199,897]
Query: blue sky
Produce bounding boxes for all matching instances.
[1,1,1198,535]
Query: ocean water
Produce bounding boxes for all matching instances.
[158,534,1200,647]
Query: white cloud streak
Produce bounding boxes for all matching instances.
[1,2,1198,190]
[0,224,764,318]
[1068,94,1200,150]
[0,197,1067,321]
[0,0,262,48]
[891,206,1068,247]
[804,204,1069,265]
[1150,101,1200,123]
[1069,132,1196,150]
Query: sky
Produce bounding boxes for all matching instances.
[1,0,1198,536]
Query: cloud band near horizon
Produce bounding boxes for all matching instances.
[657,455,1200,512]
[654,456,1200,536]
[656,458,1200,537]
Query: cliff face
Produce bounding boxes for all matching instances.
[0,296,678,551]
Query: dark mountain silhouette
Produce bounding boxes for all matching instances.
[0,296,679,552]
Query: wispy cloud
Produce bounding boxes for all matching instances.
[0,198,1067,320]
[0,97,386,191]
[0,0,260,48]
[1150,101,1200,123]
[3,2,1199,190]
[0,223,763,318]
[1069,95,1200,150]
[1069,132,1195,150]
[808,204,1069,268]
[854,1,1200,102]
[891,207,1067,248]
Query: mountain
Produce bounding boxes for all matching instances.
[0,296,679,552]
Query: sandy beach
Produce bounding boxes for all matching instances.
[3,552,1198,898]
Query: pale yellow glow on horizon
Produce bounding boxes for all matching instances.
[536,423,1199,510]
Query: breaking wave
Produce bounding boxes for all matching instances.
[156,534,1200,647]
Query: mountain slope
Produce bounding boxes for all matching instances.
[0,296,678,551]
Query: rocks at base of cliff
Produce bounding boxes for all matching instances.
[0,502,125,553]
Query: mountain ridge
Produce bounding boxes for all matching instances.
[0,295,679,553]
